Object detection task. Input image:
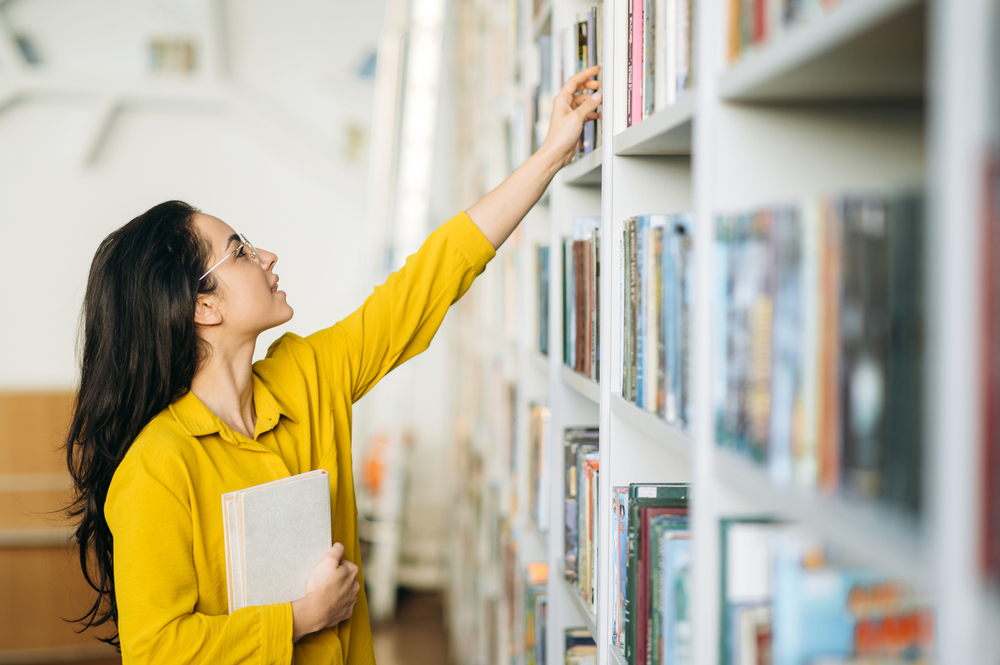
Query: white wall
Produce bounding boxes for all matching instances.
[0,0,386,388]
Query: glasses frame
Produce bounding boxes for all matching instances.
[199,233,259,281]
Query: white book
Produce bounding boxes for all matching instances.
[222,469,332,613]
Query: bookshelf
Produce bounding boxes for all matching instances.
[446,0,998,663]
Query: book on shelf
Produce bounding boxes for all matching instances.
[539,244,551,356]
[713,190,925,515]
[222,470,331,613]
[982,152,1000,581]
[529,403,552,531]
[534,35,554,156]
[624,0,694,130]
[564,217,602,381]
[565,627,598,664]
[524,562,549,665]
[620,484,689,665]
[726,0,842,65]
[563,427,599,600]
[556,3,603,161]
[721,519,934,665]
[621,214,694,429]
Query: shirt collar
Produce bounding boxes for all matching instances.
[168,376,291,441]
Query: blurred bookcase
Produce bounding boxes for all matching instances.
[445,0,1000,663]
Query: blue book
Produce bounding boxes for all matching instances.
[661,533,691,665]
[635,215,649,407]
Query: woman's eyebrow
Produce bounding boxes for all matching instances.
[224,233,241,249]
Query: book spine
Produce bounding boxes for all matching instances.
[592,227,600,381]
[636,216,648,408]
[817,197,842,494]
[655,226,666,417]
[631,0,645,126]
[643,0,655,119]
[627,0,635,126]
[623,226,631,400]
[630,220,640,401]
[676,0,691,98]
[575,240,588,374]
[626,493,640,665]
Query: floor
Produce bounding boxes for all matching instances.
[37,590,451,665]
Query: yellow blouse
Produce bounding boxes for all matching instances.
[105,212,495,664]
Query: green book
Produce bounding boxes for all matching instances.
[648,515,688,665]
[625,484,689,665]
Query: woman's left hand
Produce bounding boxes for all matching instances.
[540,65,602,167]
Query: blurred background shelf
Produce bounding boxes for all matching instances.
[715,448,925,584]
[560,364,599,404]
[719,0,926,102]
[609,394,689,460]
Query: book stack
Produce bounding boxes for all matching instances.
[538,244,551,356]
[524,562,549,665]
[722,520,934,665]
[565,628,598,664]
[555,3,603,160]
[610,484,690,665]
[564,217,602,381]
[528,403,552,530]
[621,214,694,429]
[625,0,694,129]
[713,192,925,514]
[563,427,600,614]
[726,0,842,65]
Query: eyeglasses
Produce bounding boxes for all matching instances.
[200,234,259,281]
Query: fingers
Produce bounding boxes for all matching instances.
[328,542,346,566]
[560,65,601,96]
[574,91,603,120]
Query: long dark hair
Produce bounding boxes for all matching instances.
[65,200,215,647]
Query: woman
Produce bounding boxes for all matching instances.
[64,68,601,663]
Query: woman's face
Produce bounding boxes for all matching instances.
[194,213,294,336]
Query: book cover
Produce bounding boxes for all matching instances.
[654,223,666,417]
[797,199,821,488]
[222,469,332,613]
[538,244,550,356]
[629,219,640,401]
[816,197,842,494]
[646,217,666,414]
[713,216,732,444]
[638,508,686,665]
[678,219,694,429]
[575,240,588,374]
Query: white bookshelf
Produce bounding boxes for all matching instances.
[447,0,999,663]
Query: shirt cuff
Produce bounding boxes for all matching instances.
[443,211,497,272]
[259,602,294,665]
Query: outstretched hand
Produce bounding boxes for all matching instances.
[541,65,602,167]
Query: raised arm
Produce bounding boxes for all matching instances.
[467,66,602,249]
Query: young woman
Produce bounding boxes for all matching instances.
[65,68,600,663]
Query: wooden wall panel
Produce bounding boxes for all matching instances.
[0,490,73,530]
[0,547,116,650]
[0,392,75,474]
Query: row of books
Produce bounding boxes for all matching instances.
[563,427,600,616]
[523,561,549,665]
[627,0,695,128]
[528,403,552,531]
[564,217,602,380]
[727,0,842,65]
[554,3,603,159]
[723,520,934,664]
[621,214,694,429]
[565,628,598,664]
[538,245,551,356]
[713,191,925,514]
[611,484,690,665]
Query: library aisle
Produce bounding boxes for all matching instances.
[439,0,1000,664]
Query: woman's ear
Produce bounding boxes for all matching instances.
[194,293,223,326]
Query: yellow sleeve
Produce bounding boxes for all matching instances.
[307,211,495,402]
[107,457,297,665]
